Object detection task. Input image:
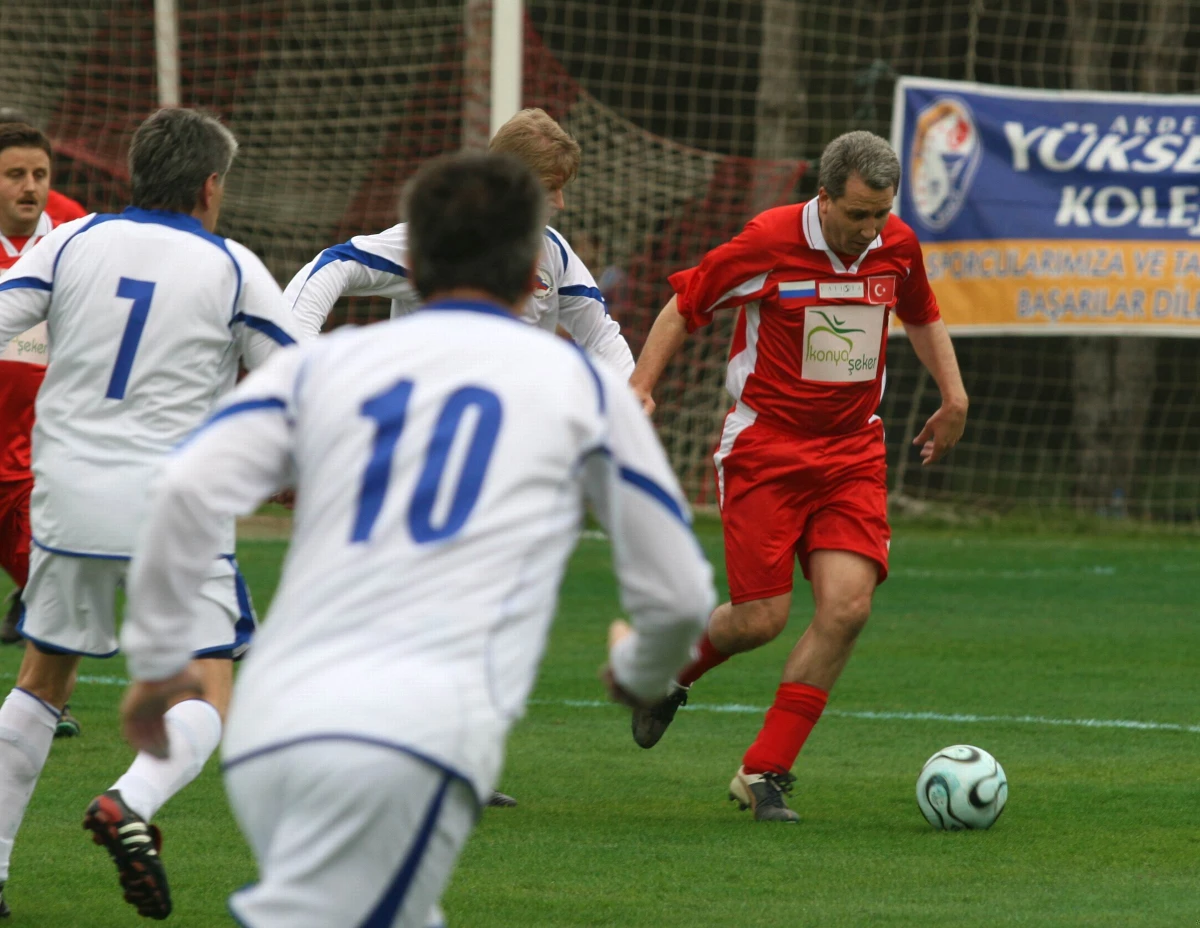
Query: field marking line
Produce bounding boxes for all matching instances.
[528,698,1200,734]
[16,674,1198,735]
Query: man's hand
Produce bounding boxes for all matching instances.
[913,400,967,466]
[630,383,656,417]
[599,619,652,709]
[121,670,204,759]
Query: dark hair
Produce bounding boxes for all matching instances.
[129,108,238,213]
[404,153,548,304]
[0,122,51,161]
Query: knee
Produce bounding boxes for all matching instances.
[731,599,790,648]
[816,593,873,642]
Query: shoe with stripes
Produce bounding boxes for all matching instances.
[55,704,81,738]
[487,791,518,807]
[83,790,172,920]
[728,766,800,823]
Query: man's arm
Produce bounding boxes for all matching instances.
[0,219,79,343]
[581,362,714,705]
[905,319,968,465]
[120,349,304,753]
[283,228,415,337]
[552,233,636,377]
[231,243,309,367]
[628,295,689,415]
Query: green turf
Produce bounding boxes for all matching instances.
[0,517,1197,926]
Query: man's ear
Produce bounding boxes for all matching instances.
[199,173,220,210]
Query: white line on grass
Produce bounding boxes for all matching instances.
[528,698,1200,734]
[16,675,1197,736]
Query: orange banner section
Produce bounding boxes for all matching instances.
[891,239,1200,336]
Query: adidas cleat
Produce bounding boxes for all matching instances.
[729,766,800,823]
[487,791,518,807]
[55,704,81,738]
[83,790,171,920]
[630,682,689,749]
[0,880,10,917]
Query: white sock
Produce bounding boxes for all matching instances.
[111,699,222,822]
[0,689,59,881]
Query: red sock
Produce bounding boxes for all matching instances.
[677,633,730,687]
[741,682,829,776]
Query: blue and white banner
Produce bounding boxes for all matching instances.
[891,76,1200,334]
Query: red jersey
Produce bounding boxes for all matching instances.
[46,189,88,224]
[670,199,940,437]
[0,210,60,482]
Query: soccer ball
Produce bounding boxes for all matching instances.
[915,744,1008,830]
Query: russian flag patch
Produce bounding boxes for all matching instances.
[778,279,816,305]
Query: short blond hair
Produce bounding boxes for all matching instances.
[488,108,581,191]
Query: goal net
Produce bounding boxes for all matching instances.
[3,0,1199,522]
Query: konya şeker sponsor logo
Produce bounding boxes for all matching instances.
[805,309,877,375]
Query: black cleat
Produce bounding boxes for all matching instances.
[0,880,10,917]
[729,766,800,823]
[487,791,518,807]
[630,682,688,748]
[0,590,21,645]
[55,704,81,739]
[83,790,172,920]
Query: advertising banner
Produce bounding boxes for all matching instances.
[891,77,1200,335]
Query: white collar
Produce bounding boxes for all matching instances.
[802,198,882,275]
[0,211,53,259]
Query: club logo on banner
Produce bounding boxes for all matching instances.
[909,97,982,231]
[891,77,1200,335]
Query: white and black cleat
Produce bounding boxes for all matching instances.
[729,766,800,823]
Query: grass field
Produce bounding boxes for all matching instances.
[0,516,1198,926]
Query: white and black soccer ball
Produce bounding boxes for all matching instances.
[916,744,1008,831]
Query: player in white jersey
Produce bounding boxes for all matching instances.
[0,108,305,920]
[284,107,634,379]
[118,152,713,928]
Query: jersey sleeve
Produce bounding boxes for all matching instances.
[230,242,309,368]
[579,359,714,702]
[0,216,91,345]
[668,214,779,332]
[122,345,308,681]
[283,224,415,337]
[893,227,941,326]
[550,229,635,378]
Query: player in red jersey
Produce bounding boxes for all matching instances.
[0,122,85,740]
[627,131,968,821]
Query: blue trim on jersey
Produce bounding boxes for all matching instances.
[51,212,111,279]
[544,228,568,272]
[422,298,517,320]
[31,537,131,561]
[221,735,478,801]
[618,466,690,526]
[208,397,288,428]
[308,242,409,281]
[360,773,453,928]
[569,344,606,414]
[0,276,52,293]
[231,312,297,346]
[14,686,64,722]
[560,283,606,305]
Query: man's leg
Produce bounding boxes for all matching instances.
[732,550,878,822]
[0,646,80,899]
[84,657,229,920]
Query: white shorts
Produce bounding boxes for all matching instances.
[19,547,256,658]
[225,740,476,928]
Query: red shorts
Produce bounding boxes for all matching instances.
[714,405,889,604]
[0,478,31,588]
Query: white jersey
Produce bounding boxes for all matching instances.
[283,222,635,377]
[122,297,713,802]
[0,207,305,557]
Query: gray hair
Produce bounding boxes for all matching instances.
[129,108,238,213]
[818,130,900,199]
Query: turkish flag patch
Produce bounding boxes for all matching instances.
[867,275,897,305]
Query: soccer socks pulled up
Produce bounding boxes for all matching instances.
[677,633,731,688]
[741,682,828,777]
[111,698,222,822]
[0,688,59,880]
